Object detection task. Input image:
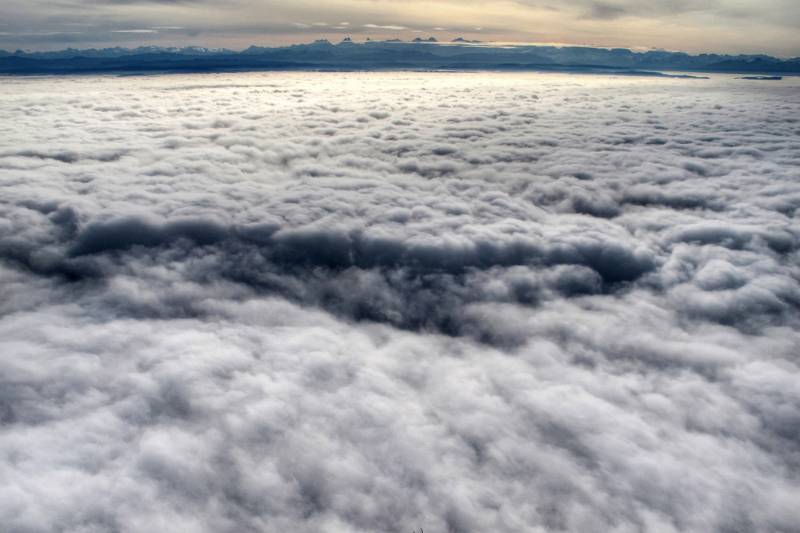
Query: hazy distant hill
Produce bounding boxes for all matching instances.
[1,39,798,75]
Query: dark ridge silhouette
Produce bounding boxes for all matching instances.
[1,40,798,75]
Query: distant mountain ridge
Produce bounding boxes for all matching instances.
[1,38,798,75]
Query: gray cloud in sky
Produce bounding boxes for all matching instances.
[0,0,798,55]
[1,72,800,532]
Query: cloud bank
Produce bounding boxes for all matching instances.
[1,72,800,532]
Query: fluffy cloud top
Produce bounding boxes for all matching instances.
[1,72,800,532]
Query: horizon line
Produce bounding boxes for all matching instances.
[4,38,798,60]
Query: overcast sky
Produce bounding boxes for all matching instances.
[0,0,798,55]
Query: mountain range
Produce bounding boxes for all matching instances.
[1,38,798,75]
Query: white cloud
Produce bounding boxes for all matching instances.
[110,29,158,34]
[364,24,408,31]
[1,71,799,532]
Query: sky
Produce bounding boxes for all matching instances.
[0,0,799,56]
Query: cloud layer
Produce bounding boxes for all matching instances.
[1,72,800,532]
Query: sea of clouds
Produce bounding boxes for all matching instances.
[1,72,799,533]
